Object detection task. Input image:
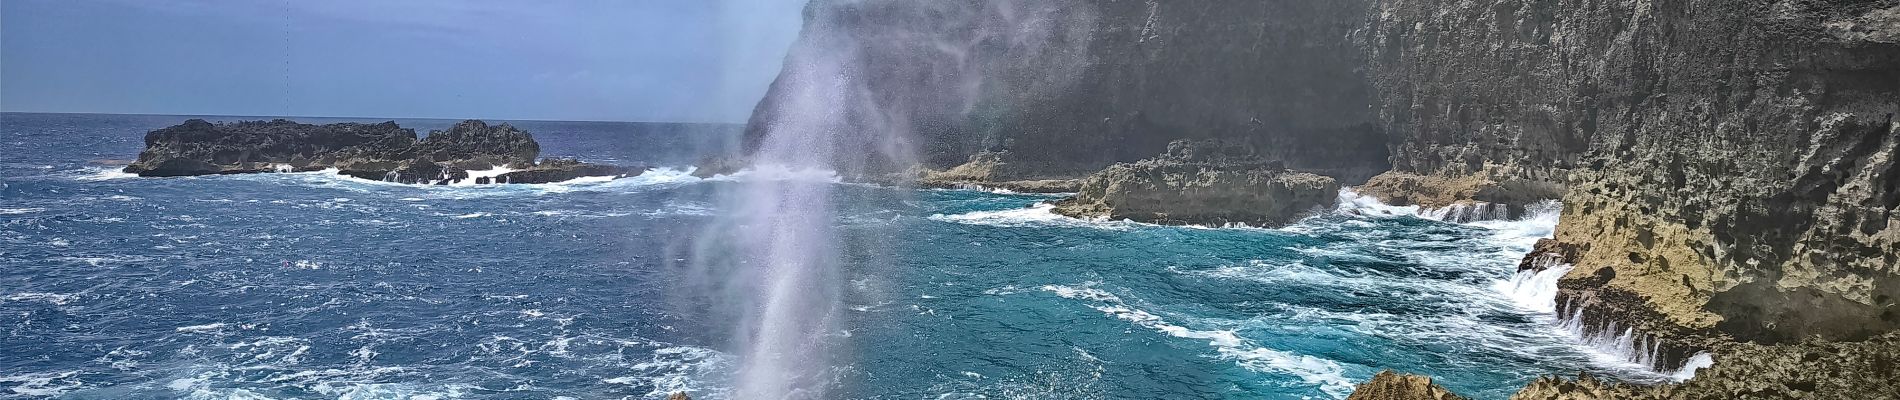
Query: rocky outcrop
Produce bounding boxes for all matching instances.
[1509,332,1900,400]
[125,119,644,184]
[1051,140,1338,226]
[915,151,1084,193]
[1345,334,1900,399]
[1345,371,1468,400]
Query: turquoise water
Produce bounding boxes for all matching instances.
[2,113,1667,399]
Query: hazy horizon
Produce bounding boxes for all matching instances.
[0,0,805,124]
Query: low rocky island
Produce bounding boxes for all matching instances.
[123,119,645,184]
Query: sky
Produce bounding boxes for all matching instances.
[0,0,807,123]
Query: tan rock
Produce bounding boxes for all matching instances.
[1345,371,1468,400]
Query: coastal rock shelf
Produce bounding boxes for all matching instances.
[124,119,645,184]
[1051,140,1338,227]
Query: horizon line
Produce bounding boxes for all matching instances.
[0,110,747,126]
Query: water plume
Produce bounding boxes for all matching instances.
[688,1,1099,398]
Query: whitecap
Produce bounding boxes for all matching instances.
[74,167,138,181]
[3,292,78,305]
[0,207,46,215]
[0,370,85,397]
[1039,283,1354,397]
[174,323,229,333]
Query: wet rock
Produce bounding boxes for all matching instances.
[1509,332,1900,399]
[917,151,1085,193]
[1345,371,1468,400]
[492,158,648,184]
[1355,171,1564,221]
[689,155,744,178]
[1052,140,1338,227]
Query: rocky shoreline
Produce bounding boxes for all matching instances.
[124,119,645,184]
[726,0,1900,397]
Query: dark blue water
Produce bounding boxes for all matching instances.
[3,113,1664,399]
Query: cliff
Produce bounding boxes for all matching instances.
[738,0,1391,182]
[1376,0,1900,369]
[125,119,645,184]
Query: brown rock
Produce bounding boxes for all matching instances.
[1345,371,1468,400]
[1051,140,1339,227]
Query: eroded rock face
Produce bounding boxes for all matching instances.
[1344,371,1469,400]
[125,119,643,185]
[1051,140,1339,226]
[1366,0,1900,369]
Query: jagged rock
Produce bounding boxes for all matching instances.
[915,151,1085,193]
[666,392,691,400]
[124,119,416,176]
[690,155,744,178]
[124,119,640,185]
[1052,140,1338,226]
[1345,371,1468,400]
[1509,332,1900,400]
[1355,170,1564,221]
[491,158,647,184]
[1342,333,1900,399]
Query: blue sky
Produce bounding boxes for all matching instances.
[0,0,806,122]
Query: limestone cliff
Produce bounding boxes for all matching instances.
[1413,0,1900,361]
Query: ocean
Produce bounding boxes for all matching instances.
[3,112,1674,399]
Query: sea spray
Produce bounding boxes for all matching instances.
[688,1,1102,397]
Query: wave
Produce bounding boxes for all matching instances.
[1040,283,1355,397]
[0,370,84,397]
[73,166,139,181]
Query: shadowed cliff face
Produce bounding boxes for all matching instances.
[744,0,1391,182]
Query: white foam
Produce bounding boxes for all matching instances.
[447,165,518,186]
[1,370,84,397]
[450,212,489,219]
[929,203,1087,228]
[74,167,138,181]
[0,207,46,215]
[1040,283,1353,397]
[711,164,842,183]
[1668,352,1713,382]
[174,323,229,333]
[1334,188,1421,217]
[1494,261,1575,314]
[2,292,78,305]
